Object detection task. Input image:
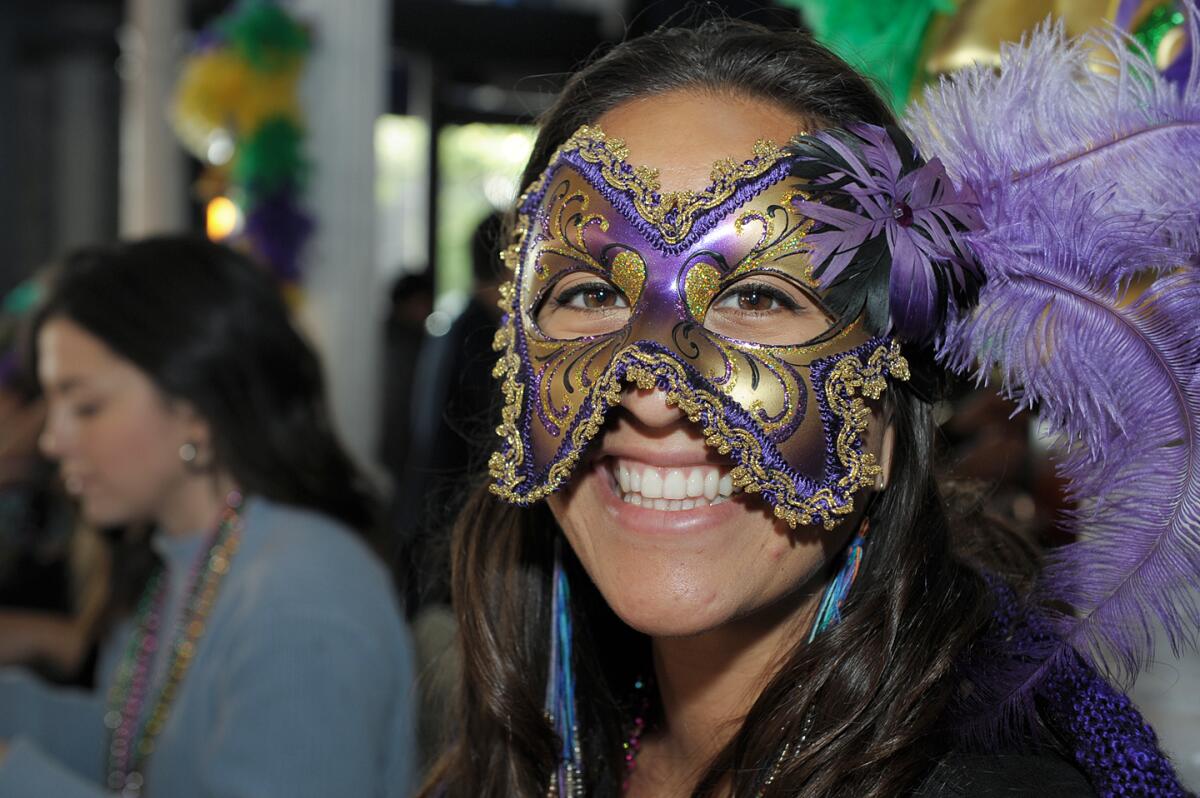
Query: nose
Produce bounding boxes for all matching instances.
[39,427,59,459]
[38,412,64,460]
[619,384,686,428]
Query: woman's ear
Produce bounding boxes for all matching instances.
[877,421,896,491]
[866,398,897,492]
[170,399,215,468]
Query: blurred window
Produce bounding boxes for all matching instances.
[375,115,533,296]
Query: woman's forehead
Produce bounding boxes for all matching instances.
[593,89,807,193]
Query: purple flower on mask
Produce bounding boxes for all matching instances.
[788,124,983,342]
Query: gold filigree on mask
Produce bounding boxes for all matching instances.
[674,326,802,437]
[743,349,805,437]
[730,187,818,283]
[610,250,647,306]
[488,341,910,530]
[697,330,742,393]
[532,178,610,281]
[728,340,909,528]
[529,335,619,434]
[684,262,722,322]
[681,187,822,336]
[733,208,775,246]
[559,126,790,246]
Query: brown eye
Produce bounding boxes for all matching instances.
[703,275,835,345]
[712,282,794,314]
[728,287,782,312]
[559,284,626,310]
[535,275,631,339]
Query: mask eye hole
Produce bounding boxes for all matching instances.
[534,271,631,339]
[703,273,835,345]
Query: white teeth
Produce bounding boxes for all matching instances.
[642,469,663,499]
[609,458,742,511]
[663,469,686,500]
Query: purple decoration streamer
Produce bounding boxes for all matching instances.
[241,191,314,284]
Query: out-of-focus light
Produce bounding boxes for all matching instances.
[206,129,235,165]
[467,85,506,112]
[424,291,467,336]
[502,131,533,162]
[424,309,452,337]
[206,196,242,241]
[483,174,517,208]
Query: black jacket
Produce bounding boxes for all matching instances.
[915,753,1096,797]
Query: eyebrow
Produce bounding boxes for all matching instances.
[42,376,86,397]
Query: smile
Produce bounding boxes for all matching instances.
[607,457,740,510]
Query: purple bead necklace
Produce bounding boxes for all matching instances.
[103,491,245,797]
[619,678,649,792]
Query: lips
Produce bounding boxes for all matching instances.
[62,473,85,496]
[608,457,740,511]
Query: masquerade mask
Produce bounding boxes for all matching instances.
[489,126,909,529]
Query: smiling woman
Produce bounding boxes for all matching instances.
[419,14,1197,798]
[535,97,888,650]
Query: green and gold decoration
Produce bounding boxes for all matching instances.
[776,0,1192,108]
[171,0,312,301]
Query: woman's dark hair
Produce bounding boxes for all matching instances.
[30,236,379,580]
[423,18,1017,798]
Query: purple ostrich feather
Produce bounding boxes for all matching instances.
[906,4,1200,714]
[789,124,982,342]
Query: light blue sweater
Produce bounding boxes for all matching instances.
[0,497,416,798]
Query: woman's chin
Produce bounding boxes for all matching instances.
[604,585,736,639]
[577,541,767,638]
[78,493,139,530]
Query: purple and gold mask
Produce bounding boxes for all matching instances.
[489,126,909,529]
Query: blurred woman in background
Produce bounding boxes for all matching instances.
[0,236,414,798]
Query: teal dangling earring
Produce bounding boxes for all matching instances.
[807,519,869,642]
[546,538,583,797]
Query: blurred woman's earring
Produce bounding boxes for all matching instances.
[179,442,210,471]
[546,538,583,797]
